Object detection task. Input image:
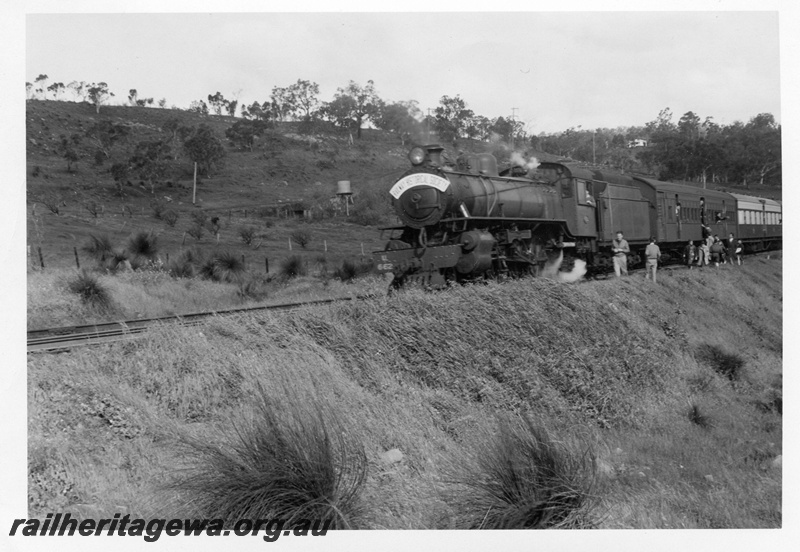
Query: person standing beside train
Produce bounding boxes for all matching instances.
[612,231,630,277]
[645,237,661,283]
[697,238,709,267]
[710,237,725,267]
[727,233,737,265]
[736,239,744,265]
[683,240,697,269]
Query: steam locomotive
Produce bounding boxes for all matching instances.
[373,144,781,287]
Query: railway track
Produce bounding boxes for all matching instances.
[27,295,367,353]
[29,250,779,353]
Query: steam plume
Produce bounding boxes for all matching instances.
[541,250,587,283]
[510,151,540,170]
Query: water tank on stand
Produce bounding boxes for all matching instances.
[336,180,353,216]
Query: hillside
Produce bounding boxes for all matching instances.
[25,100,412,273]
[28,257,782,531]
[25,99,780,274]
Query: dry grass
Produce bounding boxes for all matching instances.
[447,413,598,529]
[27,266,387,328]
[164,383,368,527]
[27,258,782,531]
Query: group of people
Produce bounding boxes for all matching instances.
[610,230,743,284]
[684,232,744,269]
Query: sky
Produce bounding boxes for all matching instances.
[21,6,784,135]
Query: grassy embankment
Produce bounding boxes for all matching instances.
[28,257,782,529]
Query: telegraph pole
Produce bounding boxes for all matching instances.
[426,108,432,144]
[511,107,519,148]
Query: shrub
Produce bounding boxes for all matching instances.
[290,229,312,249]
[126,231,160,262]
[104,249,131,272]
[333,259,373,282]
[67,270,113,310]
[238,226,256,246]
[39,194,62,215]
[695,344,745,381]
[162,209,179,227]
[237,275,269,301]
[186,223,205,241]
[151,200,166,220]
[449,414,597,529]
[191,210,208,226]
[168,247,204,278]
[166,384,367,527]
[279,255,307,279]
[82,234,115,262]
[349,208,384,226]
[199,250,247,283]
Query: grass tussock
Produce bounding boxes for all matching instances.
[127,231,160,260]
[166,384,367,528]
[449,414,598,529]
[82,234,115,262]
[200,250,247,283]
[66,270,114,310]
[279,255,307,279]
[332,259,373,282]
[687,402,714,429]
[695,344,745,381]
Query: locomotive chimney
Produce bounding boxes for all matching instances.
[426,145,445,167]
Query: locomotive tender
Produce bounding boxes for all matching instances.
[374,144,781,287]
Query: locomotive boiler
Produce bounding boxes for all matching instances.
[374,145,577,287]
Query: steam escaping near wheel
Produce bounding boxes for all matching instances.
[558,259,587,283]
[541,250,587,283]
[541,250,564,279]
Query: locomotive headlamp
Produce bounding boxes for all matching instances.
[408,147,426,165]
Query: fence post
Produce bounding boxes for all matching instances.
[38,247,44,270]
[265,257,269,274]
[73,247,80,269]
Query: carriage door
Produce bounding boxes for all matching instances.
[656,191,667,241]
[675,194,681,240]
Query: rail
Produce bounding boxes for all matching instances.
[27,295,367,353]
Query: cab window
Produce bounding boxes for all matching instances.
[576,180,594,205]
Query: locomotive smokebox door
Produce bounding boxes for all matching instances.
[390,172,452,228]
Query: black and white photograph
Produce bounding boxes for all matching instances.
[2,1,796,550]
